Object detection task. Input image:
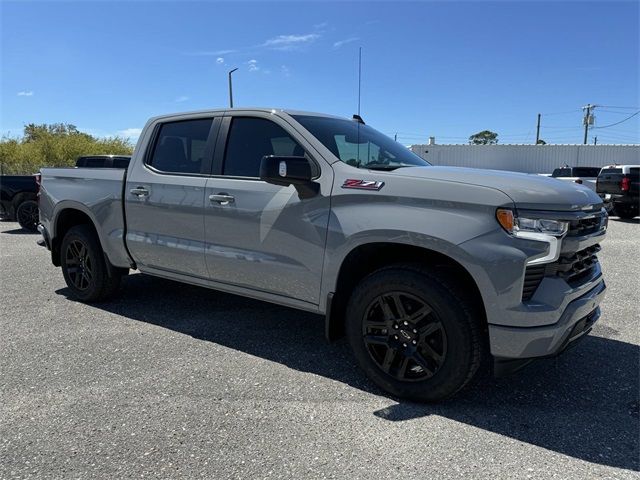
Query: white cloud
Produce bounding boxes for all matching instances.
[281,65,291,77]
[17,91,34,97]
[314,22,328,30]
[174,95,189,102]
[262,33,319,50]
[216,57,225,65]
[117,128,143,139]
[247,59,259,72]
[333,37,359,48]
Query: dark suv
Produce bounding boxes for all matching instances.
[596,165,639,219]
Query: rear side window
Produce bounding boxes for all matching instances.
[113,157,130,169]
[573,167,601,177]
[223,117,304,177]
[552,168,571,177]
[629,168,640,180]
[148,119,213,174]
[85,157,108,168]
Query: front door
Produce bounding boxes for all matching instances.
[203,114,332,304]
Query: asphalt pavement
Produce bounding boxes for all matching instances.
[1,217,638,479]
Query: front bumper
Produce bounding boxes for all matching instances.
[489,278,605,360]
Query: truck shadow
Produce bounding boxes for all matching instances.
[56,272,639,472]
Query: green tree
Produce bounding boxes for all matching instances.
[0,124,134,174]
[469,130,499,145]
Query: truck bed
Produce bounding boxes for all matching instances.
[38,167,132,268]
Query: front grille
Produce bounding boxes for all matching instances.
[568,212,605,237]
[522,265,546,301]
[522,244,601,301]
[548,244,601,287]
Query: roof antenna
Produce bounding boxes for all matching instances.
[353,47,365,125]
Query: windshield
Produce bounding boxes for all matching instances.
[292,115,430,170]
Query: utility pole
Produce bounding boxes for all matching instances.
[394,133,397,141]
[582,104,595,144]
[535,113,541,144]
[228,68,238,108]
[593,136,598,145]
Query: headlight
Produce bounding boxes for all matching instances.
[496,208,568,237]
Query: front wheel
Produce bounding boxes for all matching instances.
[61,225,122,302]
[16,200,39,231]
[345,265,483,402]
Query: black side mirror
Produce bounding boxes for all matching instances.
[259,155,315,185]
[259,155,319,199]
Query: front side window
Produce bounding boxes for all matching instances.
[148,118,213,174]
[223,117,304,177]
[293,115,430,170]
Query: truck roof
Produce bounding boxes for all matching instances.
[147,108,346,123]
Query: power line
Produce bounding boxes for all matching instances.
[593,110,640,129]
[540,109,582,116]
[597,105,639,109]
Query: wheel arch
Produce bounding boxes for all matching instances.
[51,206,106,268]
[11,191,37,212]
[325,242,487,342]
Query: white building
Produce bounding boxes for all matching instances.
[409,144,639,174]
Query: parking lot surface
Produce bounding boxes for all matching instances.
[1,218,638,479]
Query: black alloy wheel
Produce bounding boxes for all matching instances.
[362,291,447,382]
[16,200,39,231]
[64,239,94,291]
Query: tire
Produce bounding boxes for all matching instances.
[345,264,483,402]
[615,205,637,220]
[60,225,121,302]
[16,200,39,232]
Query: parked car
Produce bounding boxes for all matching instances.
[75,155,131,168]
[0,174,39,231]
[550,166,602,192]
[38,108,608,401]
[596,165,639,219]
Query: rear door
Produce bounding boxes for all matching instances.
[125,115,220,278]
[203,112,332,304]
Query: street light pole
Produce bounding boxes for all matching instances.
[228,68,238,108]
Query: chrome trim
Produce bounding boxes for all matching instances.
[517,231,562,266]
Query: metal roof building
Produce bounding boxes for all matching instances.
[409,144,639,174]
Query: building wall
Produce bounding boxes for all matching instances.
[409,144,639,174]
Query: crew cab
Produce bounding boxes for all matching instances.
[550,166,602,192]
[596,165,639,219]
[38,109,608,401]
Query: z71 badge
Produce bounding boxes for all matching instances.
[342,179,385,191]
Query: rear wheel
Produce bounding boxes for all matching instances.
[345,265,483,402]
[61,225,122,302]
[16,200,39,231]
[615,205,637,219]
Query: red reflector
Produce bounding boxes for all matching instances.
[621,177,630,191]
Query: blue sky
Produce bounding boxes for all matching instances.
[1,1,638,145]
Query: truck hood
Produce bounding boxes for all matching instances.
[396,166,603,211]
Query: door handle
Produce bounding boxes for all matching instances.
[130,187,149,197]
[209,193,235,205]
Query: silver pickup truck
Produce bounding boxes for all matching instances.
[38,108,608,401]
